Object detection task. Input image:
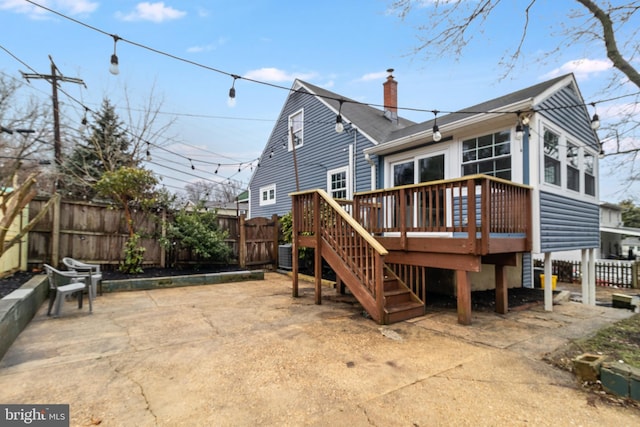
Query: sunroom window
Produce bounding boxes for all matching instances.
[544,129,561,186]
[461,130,511,180]
[566,142,579,192]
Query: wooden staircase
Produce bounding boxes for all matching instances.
[291,189,424,324]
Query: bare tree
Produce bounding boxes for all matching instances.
[184,179,243,205]
[389,0,640,192]
[0,74,58,259]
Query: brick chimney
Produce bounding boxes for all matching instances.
[383,68,398,122]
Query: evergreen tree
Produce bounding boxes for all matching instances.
[62,98,135,199]
[620,199,640,228]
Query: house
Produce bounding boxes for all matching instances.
[248,71,601,324]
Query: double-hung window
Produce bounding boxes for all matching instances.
[544,128,561,186]
[288,110,304,151]
[584,152,596,196]
[566,142,580,192]
[327,167,348,199]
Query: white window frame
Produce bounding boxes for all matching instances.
[288,109,304,151]
[327,166,350,200]
[539,120,598,199]
[259,184,276,206]
[461,129,512,180]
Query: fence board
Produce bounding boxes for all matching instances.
[24,197,278,271]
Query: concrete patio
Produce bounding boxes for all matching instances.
[1,272,639,426]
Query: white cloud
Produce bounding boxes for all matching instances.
[0,0,98,17]
[117,2,186,23]
[187,37,227,54]
[243,68,317,83]
[358,71,390,82]
[541,58,612,80]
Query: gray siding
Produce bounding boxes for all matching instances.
[537,84,599,151]
[249,88,377,218]
[539,191,599,252]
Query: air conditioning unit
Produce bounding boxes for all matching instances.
[278,244,293,270]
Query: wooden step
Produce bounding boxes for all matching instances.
[385,301,425,324]
[384,288,412,306]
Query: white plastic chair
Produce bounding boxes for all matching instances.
[44,264,91,317]
[62,257,102,299]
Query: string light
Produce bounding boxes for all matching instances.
[335,100,344,133]
[228,74,240,107]
[215,164,220,174]
[109,34,120,75]
[432,110,442,142]
[515,112,524,141]
[590,103,600,130]
[146,142,151,161]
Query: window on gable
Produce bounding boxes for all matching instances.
[461,130,511,180]
[544,128,561,186]
[566,142,580,192]
[288,110,304,151]
[259,184,276,206]
[584,152,596,196]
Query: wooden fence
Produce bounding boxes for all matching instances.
[534,258,639,288]
[24,197,279,271]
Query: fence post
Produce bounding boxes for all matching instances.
[239,214,246,269]
[272,213,279,269]
[633,261,639,289]
[50,195,61,267]
[160,209,166,268]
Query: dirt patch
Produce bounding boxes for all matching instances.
[426,287,547,311]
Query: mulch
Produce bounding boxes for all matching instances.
[0,265,246,299]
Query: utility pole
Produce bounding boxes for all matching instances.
[21,55,86,167]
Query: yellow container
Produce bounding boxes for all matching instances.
[540,274,557,290]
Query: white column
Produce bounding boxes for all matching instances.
[588,248,596,305]
[544,252,553,311]
[581,249,589,305]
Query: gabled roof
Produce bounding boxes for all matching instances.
[386,74,572,143]
[295,80,416,144]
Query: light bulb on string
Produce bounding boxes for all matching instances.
[515,112,524,141]
[432,110,442,142]
[590,103,600,130]
[335,100,345,133]
[215,164,220,174]
[228,74,240,107]
[109,35,120,75]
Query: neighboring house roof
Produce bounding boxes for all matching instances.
[601,226,640,238]
[296,80,416,145]
[600,201,622,211]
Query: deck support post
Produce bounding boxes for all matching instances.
[292,197,299,298]
[314,192,322,305]
[495,264,508,314]
[456,270,472,325]
[544,252,553,311]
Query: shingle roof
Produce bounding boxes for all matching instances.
[296,74,572,145]
[297,80,416,143]
[386,74,571,142]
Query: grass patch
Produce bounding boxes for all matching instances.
[546,313,640,371]
[575,313,640,368]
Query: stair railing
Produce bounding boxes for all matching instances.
[292,189,388,320]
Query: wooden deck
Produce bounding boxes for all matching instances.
[291,175,533,325]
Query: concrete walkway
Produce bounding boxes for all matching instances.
[1,272,639,426]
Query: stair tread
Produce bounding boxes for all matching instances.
[384,288,410,296]
[385,301,424,313]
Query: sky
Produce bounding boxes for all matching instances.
[0,0,637,202]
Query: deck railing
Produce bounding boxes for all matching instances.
[351,175,532,255]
